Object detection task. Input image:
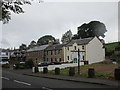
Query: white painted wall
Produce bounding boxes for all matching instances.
[86,37,105,64]
[32,63,80,72]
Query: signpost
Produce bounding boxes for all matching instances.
[71,48,85,74]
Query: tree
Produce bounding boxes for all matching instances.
[1,0,43,24]
[1,0,32,24]
[73,21,107,39]
[61,30,72,44]
[19,43,27,50]
[37,35,59,46]
[28,40,36,48]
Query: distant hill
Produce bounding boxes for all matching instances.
[104,42,119,53]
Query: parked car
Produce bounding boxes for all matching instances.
[19,61,25,64]
[0,61,9,65]
[38,62,54,67]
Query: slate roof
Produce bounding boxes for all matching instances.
[66,37,94,46]
[45,44,66,51]
[27,44,49,52]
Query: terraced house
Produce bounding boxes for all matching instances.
[44,44,66,63]
[64,37,105,65]
[26,45,49,65]
[26,36,105,65]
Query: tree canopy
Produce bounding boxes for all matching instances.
[1,0,32,24]
[61,30,72,44]
[37,35,59,46]
[28,40,36,49]
[72,21,107,39]
[19,43,27,50]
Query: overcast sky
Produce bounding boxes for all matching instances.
[1,1,119,49]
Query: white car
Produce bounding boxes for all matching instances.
[0,61,9,65]
[19,62,25,64]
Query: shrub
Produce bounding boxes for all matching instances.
[25,59,34,69]
[15,63,26,69]
[2,64,10,68]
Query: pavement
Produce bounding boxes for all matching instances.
[3,68,120,88]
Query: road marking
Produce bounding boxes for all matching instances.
[14,80,31,86]
[1,77,9,80]
[42,87,52,90]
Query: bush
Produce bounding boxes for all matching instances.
[2,64,10,68]
[15,63,26,69]
[25,59,34,69]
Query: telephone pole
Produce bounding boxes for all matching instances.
[71,48,85,74]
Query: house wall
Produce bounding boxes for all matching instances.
[64,43,86,64]
[26,50,44,64]
[0,52,10,60]
[45,49,64,63]
[86,37,105,64]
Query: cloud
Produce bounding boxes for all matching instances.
[2,2,118,48]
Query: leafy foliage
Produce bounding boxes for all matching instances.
[72,21,107,39]
[1,0,31,24]
[19,43,27,50]
[25,59,34,68]
[61,30,72,44]
[28,40,36,48]
[104,42,119,53]
[37,35,59,45]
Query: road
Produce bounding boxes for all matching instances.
[2,69,116,89]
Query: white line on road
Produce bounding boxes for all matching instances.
[1,77,10,80]
[42,87,52,90]
[14,80,31,86]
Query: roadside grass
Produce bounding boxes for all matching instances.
[48,63,119,80]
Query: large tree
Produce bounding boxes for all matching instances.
[37,35,59,46]
[61,30,72,44]
[19,43,27,50]
[0,0,43,24]
[28,40,36,48]
[1,0,32,24]
[72,21,107,39]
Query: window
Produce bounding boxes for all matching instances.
[58,50,61,54]
[55,58,57,62]
[83,56,84,60]
[47,58,48,61]
[47,51,48,55]
[82,45,84,50]
[67,47,69,51]
[55,50,56,55]
[51,51,52,55]
[51,58,52,62]
[59,58,61,62]
[67,56,69,60]
[74,46,76,50]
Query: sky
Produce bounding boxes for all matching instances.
[1,0,119,49]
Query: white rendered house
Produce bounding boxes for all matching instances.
[63,37,105,65]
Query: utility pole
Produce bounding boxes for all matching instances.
[71,48,85,74]
[78,48,80,74]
